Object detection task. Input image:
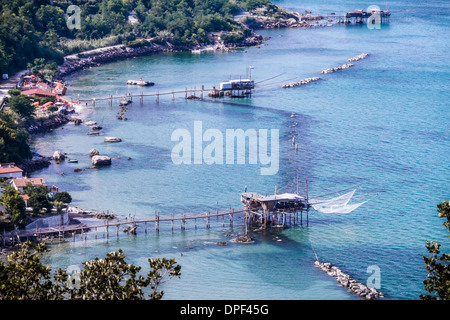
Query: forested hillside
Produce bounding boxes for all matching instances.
[0,0,276,76]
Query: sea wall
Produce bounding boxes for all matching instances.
[315,261,384,299]
[55,36,263,80]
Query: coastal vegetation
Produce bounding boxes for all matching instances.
[0,182,74,230]
[0,242,181,300]
[0,0,280,167]
[0,103,32,164]
[0,0,277,76]
[421,200,450,300]
[0,186,27,227]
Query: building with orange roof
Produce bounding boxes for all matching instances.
[0,163,23,178]
[10,177,46,192]
[20,88,56,98]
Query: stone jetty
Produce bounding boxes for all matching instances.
[320,63,354,74]
[282,77,320,88]
[348,53,369,62]
[315,261,384,300]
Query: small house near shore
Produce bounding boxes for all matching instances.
[20,88,57,98]
[10,177,46,192]
[0,163,24,179]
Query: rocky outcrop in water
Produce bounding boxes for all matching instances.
[53,151,65,161]
[89,148,99,157]
[91,155,111,166]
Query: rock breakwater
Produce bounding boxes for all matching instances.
[348,53,369,62]
[282,77,320,88]
[315,261,384,299]
[320,63,354,74]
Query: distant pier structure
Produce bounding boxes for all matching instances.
[344,9,391,24]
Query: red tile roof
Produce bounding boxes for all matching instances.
[21,88,56,97]
[11,178,46,188]
[0,167,23,174]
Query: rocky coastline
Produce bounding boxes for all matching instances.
[54,35,263,81]
[27,111,72,134]
[54,6,325,81]
[238,10,323,29]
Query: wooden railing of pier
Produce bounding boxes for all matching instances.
[1,206,309,247]
[77,86,214,105]
[1,208,246,246]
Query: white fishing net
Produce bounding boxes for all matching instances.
[310,190,368,213]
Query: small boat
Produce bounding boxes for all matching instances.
[126,79,154,86]
[68,159,78,163]
[119,99,131,106]
[137,80,154,86]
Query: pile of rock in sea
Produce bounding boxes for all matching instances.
[315,261,384,300]
[282,77,320,88]
[348,53,369,62]
[320,63,354,74]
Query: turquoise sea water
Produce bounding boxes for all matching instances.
[31,0,449,299]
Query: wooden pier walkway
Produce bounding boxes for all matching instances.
[1,208,247,246]
[77,86,215,104]
[1,205,309,247]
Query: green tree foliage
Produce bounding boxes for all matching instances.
[0,242,68,300]
[6,95,35,119]
[0,114,31,163]
[0,186,27,227]
[54,191,72,204]
[237,0,277,11]
[0,243,181,300]
[0,1,63,75]
[0,0,269,74]
[69,249,181,300]
[25,184,53,215]
[421,200,450,300]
